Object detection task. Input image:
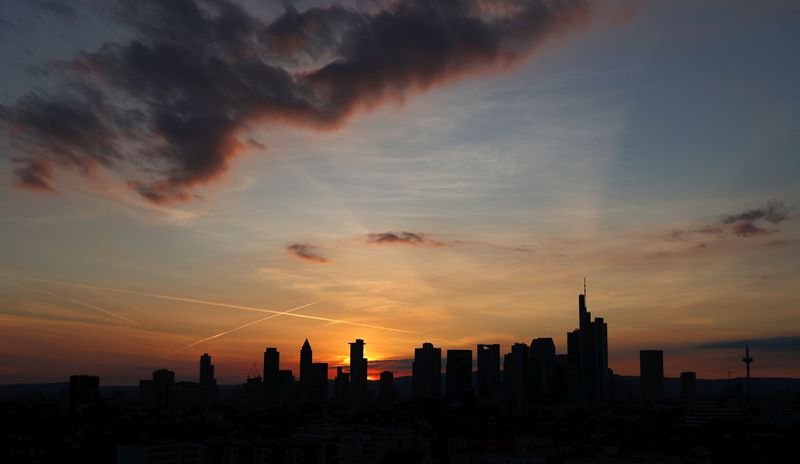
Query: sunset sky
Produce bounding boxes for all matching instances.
[1,0,799,385]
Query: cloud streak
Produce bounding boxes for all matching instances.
[366,231,444,247]
[1,0,595,204]
[287,243,329,264]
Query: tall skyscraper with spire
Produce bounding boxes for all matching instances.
[567,279,609,405]
[300,339,312,385]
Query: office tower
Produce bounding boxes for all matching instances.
[335,366,350,400]
[477,344,500,400]
[264,347,279,383]
[199,353,214,388]
[152,369,175,409]
[680,371,697,401]
[446,349,473,401]
[310,362,328,400]
[199,353,216,404]
[504,343,531,417]
[640,350,664,402]
[530,338,557,403]
[69,374,99,410]
[263,347,279,399]
[277,370,295,401]
[379,371,394,402]
[349,339,368,398]
[300,339,312,385]
[566,282,609,405]
[413,342,442,399]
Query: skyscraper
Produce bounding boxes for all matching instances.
[503,343,531,417]
[199,353,216,404]
[446,349,472,401]
[264,347,280,399]
[152,369,175,410]
[640,350,664,402]
[349,339,368,398]
[300,339,312,385]
[566,283,609,405]
[530,338,556,403]
[413,342,442,399]
[477,344,500,400]
[379,371,394,403]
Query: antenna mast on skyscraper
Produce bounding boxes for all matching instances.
[583,277,587,297]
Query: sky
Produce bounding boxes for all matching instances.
[0,0,799,385]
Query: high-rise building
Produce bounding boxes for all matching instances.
[566,284,609,405]
[446,349,472,400]
[530,338,557,403]
[640,350,664,402]
[199,353,216,404]
[199,353,214,388]
[300,339,312,385]
[69,374,99,410]
[264,347,280,399]
[503,343,531,417]
[335,366,350,400]
[379,371,394,402]
[680,371,696,401]
[477,344,500,400]
[349,339,368,398]
[413,342,442,399]
[152,369,175,410]
[309,362,328,400]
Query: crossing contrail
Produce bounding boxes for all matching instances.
[164,301,318,357]
[6,282,137,325]
[24,277,412,334]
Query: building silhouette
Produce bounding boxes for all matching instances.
[263,347,279,398]
[413,342,442,399]
[477,344,500,401]
[300,339,312,385]
[334,366,350,400]
[504,343,531,416]
[446,349,473,401]
[199,353,216,404]
[69,374,99,411]
[530,338,558,403]
[379,371,395,403]
[567,285,609,404]
[680,371,697,401]
[349,339,368,398]
[152,369,175,410]
[640,350,665,402]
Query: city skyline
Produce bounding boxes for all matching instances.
[1,0,799,385]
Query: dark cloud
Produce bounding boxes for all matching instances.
[697,336,800,352]
[665,199,797,242]
[366,231,444,247]
[720,199,797,237]
[1,0,596,205]
[286,243,329,264]
[31,0,79,21]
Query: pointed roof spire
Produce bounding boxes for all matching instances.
[302,338,311,350]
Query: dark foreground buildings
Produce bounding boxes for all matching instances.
[6,285,795,463]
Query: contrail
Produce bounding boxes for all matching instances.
[6,282,137,325]
[164,301,318,357]
[24,277,412,334]
[88,287,153,317]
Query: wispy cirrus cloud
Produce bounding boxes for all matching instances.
[365,231,444,247]
[0,0,602,205]
[286,243,329,264]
